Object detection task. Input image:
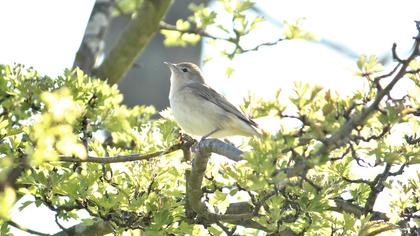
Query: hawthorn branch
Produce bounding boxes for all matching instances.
[159,21,229,41]
[159,21,284,55]
[341,176,371,185]
[406,68,420,74]
[273,27,420,180]
[192,139,244,162]
[315,35,419,157]
[187,140,253,221]
[7,220,51,236]
[186,139,270,232]
[331,198,388,221]
[364,163,407,213]
[242,37,284,53]
[186,140,297,235]
[56,139,194,163]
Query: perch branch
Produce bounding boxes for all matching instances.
[186,139,271,232]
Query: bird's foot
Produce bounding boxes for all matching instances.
[192,136,207,152]
[192,134,215,153]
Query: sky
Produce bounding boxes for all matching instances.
[0,0,95,76]
[0,0,419,235]
[203,0,420,102]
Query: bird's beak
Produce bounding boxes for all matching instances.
[163,61,176,70]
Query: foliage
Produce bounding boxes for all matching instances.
[160,0,312,59]
[0,65,182,234]
[1,0,420,235]
[1,46,420,235]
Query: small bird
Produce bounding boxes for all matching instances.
[164,62,261,139]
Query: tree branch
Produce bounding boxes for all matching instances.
[273,26,420,179]
[73,0,116,74]
[331,198,389,221]
[186,139,270,232]
[159,21,229,41]
[94,0,172,84]
[56,139,194,163]
[316,37,419,157]
[188,141,254,221]
[159,21,284,55]
[192,139,244,162]
[0,157,27,194]
[186,139,298,235]
[52,220,113,236]
[7,220,51,236]
[364,162,407,213]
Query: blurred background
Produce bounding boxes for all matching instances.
[0,0,419,234]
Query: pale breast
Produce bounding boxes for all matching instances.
[169,88,230,136]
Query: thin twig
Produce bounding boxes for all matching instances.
[159,21,284,55]
[273,26,420,181]
[55,214,70,234]
[159,21,229,41]
[7,220,51,236]
[56,140,194,163]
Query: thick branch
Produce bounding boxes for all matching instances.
[188,141,253,221]
[73,0,115,74]
[186,139,270,232]
[193,139,244,162]
[94,0,172,84]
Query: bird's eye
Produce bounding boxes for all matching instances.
[181,68,189,72]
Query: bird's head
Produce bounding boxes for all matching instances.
[164,62,205,85]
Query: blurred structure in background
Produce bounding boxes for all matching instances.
[107,0,205,109]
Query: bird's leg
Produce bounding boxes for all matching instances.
[192,129,220,153]
[201,128,219,141]
[198,128,220,147]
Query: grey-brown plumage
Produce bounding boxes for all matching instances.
[187,82,259,128]
[165,61,261,138]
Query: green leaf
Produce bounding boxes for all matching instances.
[0,187,15,219]
[357,55,367,70]
[0,223,11,236]
[81,218,95,226]
[225,66,234,78]
[175,19,190,31]
[18,200,33,211]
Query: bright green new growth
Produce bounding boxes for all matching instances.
[1,0,419,234]
[0,65,183,234]
[1,50,419,235]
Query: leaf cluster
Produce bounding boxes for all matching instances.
[0,38,419,236]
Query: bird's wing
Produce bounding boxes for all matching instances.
[185,83,259,127]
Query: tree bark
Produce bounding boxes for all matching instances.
[73,0,115,74]
[94,0,172,85]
